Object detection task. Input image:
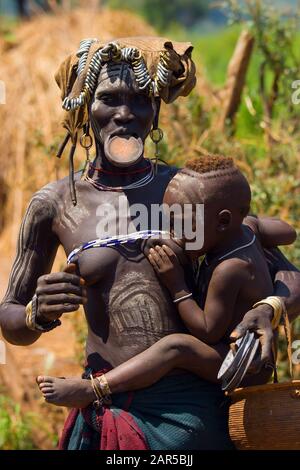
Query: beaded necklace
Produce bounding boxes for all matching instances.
[67,230,170,264]
[84,159,155,192]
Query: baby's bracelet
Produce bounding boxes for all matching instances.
[173,293,193,304]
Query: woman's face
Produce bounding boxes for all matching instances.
[90,62,155,146]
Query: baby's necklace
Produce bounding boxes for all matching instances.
[204,233,256,266]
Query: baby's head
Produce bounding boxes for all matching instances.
[163,154,251,259]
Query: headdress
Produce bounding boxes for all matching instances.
[54,36,196,204]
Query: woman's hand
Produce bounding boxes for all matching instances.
[35,263,87,324]
[147,244,186,295]
[230,303,274,372]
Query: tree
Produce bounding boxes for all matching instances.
[107,0,209,30]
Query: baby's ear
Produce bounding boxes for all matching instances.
[217,209,232,232]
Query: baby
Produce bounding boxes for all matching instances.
[37,154,296,407]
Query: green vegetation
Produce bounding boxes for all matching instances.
[149,2,299,255]
[106,0,209,30]
[0,394,37,449]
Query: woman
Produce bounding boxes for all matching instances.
[0,37,299,450]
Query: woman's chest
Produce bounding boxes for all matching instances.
[53,191,145,284]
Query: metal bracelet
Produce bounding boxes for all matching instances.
[26,294,61,333]
[173,293,193,304]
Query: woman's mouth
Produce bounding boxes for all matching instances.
[104,134,144,167]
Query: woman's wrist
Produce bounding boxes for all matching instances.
[26,295,61,332]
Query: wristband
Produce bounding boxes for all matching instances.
[25,294,61,332]
[252,296,285,330]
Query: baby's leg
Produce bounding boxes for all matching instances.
[104,333,229,393]
[37,334,228,407]
[36,376,95,408]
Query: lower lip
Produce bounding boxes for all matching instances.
[104,135,144,167]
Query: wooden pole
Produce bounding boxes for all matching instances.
[216,30,255,131]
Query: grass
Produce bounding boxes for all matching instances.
[0,394,37,450]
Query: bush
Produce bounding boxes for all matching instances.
[0,395,37,450]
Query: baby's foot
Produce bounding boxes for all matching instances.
[36,375,95,408]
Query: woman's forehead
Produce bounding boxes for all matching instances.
[95,62,140,93]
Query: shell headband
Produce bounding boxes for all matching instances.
[62,39,175,111]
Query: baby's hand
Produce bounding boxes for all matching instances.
[148,244,185,292]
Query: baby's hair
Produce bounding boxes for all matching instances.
[185,154,235,174]
[178,153,251,218]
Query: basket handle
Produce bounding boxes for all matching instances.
[273,309,293,382]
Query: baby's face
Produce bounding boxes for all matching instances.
[163,173,220,258]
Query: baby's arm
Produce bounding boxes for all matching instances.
[148,245,249,344]
[244,215,297,248]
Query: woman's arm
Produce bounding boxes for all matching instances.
[0,187,87,346]
[244,215,297,247]
[0,190,59,345]
[231,247,300,367]
[265,247,300,321]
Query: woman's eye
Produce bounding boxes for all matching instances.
[99,95,114,104]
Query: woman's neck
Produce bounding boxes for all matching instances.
[88,139,152,188]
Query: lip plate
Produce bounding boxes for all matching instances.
[104,134,144,168]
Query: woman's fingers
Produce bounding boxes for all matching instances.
[45,272,83,286]
[36,283,86,297]
[39,293,87,306]
[38,303,80,317]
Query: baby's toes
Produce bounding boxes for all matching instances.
[39,385,53,394]
[36,375,45,385]
[41,376,56,385]
[44,392,57,404]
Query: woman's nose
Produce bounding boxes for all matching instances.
[114,105,134,125]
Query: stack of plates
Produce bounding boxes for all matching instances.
[217,331,260,393]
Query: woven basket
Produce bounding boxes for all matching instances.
[228,311,300,450]
[229,380,300,449]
